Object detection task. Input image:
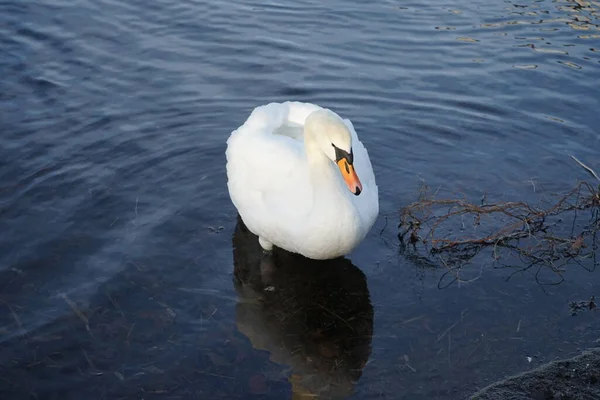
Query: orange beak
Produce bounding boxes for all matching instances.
[336,158,363,196]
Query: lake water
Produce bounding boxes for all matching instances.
[1,0,599,398]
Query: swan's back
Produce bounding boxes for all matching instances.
[226,103,321,234]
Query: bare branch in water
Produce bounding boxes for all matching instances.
[571,155,600,183]
[399,173,600,288]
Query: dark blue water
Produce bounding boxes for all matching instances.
[1,0,599,398]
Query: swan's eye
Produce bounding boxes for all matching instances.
[332,144,353,164]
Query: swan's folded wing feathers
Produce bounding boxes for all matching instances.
[228,128,311,223]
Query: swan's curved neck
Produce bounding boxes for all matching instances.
[303,123,329,166]
[303,123,347,198]
[301,118,357,230]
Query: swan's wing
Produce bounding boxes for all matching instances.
[226,127,312,227]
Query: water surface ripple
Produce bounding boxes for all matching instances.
[1,0,599,398]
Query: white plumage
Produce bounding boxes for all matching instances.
[226,101,379,260]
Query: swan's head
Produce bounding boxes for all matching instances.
[305,109,363,196]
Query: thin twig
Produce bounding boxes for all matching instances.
[571,155,600,182]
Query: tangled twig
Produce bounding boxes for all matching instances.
[398,157,600,288]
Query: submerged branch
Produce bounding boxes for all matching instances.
[571,155,600,183]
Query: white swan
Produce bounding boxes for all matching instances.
[226,101,379,260]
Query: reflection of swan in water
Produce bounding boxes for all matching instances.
[232,215,374,399]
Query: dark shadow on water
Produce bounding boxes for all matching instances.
[232,215,374,399]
